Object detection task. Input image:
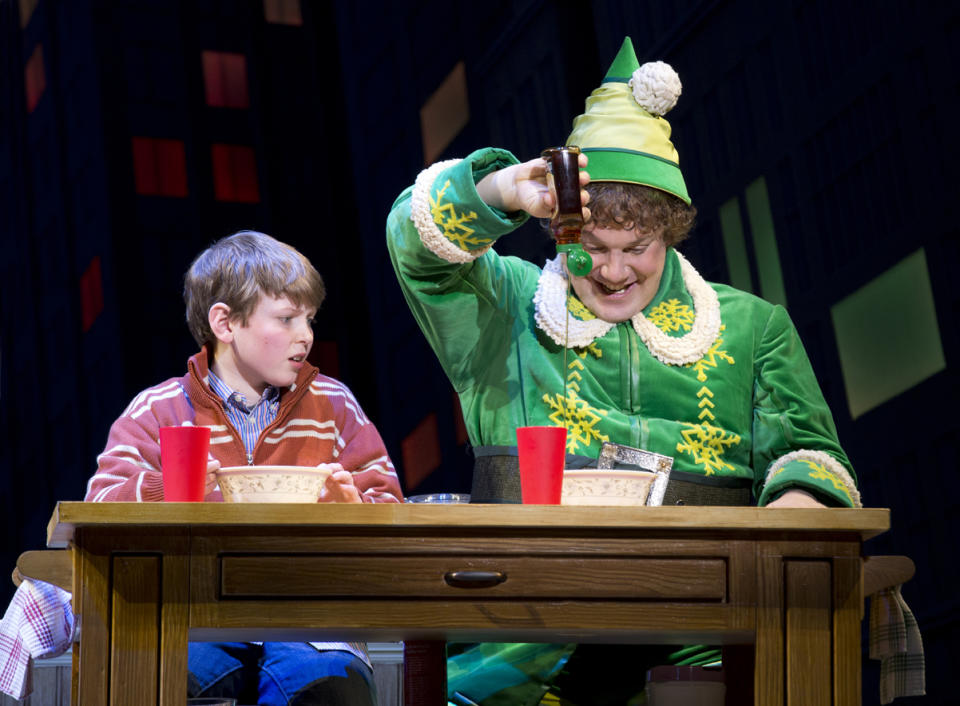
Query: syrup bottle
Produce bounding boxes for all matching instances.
[541,145,592,277]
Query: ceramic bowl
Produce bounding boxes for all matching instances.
[217,465,332,503]
[560,469,656,506]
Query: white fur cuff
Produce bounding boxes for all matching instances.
[765,449,862,508]
[410,159,492,264]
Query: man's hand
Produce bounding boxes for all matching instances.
[318,464,362,504]
[766,489,826,508]
[476,154,591,219]
[205,456,221,498]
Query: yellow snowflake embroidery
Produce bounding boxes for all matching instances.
[675,422,741,475]
[542,344,608,453]
[803,460,854,504]
[566,294,596,321]
[696,386,715,421]
[647,299,695,332]
[429,180,491,251]
[579,342,602,359]
[543,391,610,453]
[673,325,738,470]
[768,464,787,480]
[687,324,735,382]
[799,459,827,474]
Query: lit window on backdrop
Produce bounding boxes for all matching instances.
[211,144,260,203]
[131,137,188,197]
[201,51,250,109]
[420,62,470,165]
[263,0,303,26]
[19,0,39,28]
[831,248,946,419]
[24,45,45,113]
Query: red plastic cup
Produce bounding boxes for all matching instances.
[516,426,567,504]
[159,426,210,501]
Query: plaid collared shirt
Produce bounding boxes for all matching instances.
[206,370,281,463]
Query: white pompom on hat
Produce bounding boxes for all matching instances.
[628,60,682,117]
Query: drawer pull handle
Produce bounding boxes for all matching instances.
[444,570,507,589]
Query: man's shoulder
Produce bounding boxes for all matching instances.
[707,282,801,345]
[710,281,779,313]
[501,252,544,278]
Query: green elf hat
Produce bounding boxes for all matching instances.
[567,37,690,204]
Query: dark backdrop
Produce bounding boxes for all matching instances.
[2,1,957,702]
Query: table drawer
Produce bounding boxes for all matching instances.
[219,554,727,600]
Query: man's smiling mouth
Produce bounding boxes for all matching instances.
[595,281,634,296]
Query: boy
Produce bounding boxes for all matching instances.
[86,230,402,705]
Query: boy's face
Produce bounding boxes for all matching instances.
[565,225,667,323]
[226,294,316,396]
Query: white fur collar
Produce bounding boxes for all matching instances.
[533,250,722,365]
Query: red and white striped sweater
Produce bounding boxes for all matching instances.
[86,348,403,503]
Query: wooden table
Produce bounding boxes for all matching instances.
[47,502,889,705]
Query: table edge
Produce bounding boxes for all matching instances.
[47,501,890,547]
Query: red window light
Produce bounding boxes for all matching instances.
[452,390,468,445]
[211,144,260,203]
[308,340,340,378]
[401,413,442,491]
[201,51,250,109]
[131,137,188,197]
[19,0,40,29]
[263,0,303,26]
[80,256,104,332]
[24,44,45,113]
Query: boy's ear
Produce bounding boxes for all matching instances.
[208,302,235,343]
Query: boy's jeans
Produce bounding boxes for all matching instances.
[188,642,377,706]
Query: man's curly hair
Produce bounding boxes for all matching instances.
[586,182,696,247]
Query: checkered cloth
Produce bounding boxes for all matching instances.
[0,579,75,699]
[869,585,925,704]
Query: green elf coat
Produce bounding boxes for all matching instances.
[387,147,860,508]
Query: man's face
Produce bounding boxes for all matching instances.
[565,225,667,323]
[228,294,316,396]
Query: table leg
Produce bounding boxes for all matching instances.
[110,556,161,703]
[755,553,785,704]
[73,530,190,706]
[832,557,862,706]
[786,561,831,706]
[74,544,110,705]
[158,544,190,706]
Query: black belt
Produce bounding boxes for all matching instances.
[470,448,753,506]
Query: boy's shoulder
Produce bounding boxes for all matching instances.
[299,371,371,425]
[120,375,190,420]
[301,371,359,402]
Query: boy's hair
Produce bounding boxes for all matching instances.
[586,182,697,247]
[184,230,326,348]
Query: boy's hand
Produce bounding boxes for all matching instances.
[318,464,362,503]
[476,154,590,219]
[205,456,221,498]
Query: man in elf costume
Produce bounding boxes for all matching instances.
[387,37,860,703]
